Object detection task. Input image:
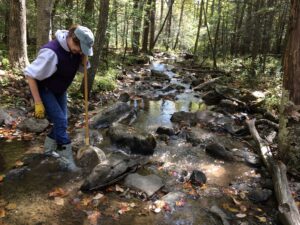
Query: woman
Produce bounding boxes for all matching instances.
[24,25,94,172]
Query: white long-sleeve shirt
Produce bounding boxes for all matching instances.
[24,30,89,80]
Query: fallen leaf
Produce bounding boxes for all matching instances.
[115,185,124,193]
[93,193,104,200]
[48,187,68,198]
[239,205,247,212]
[0,175,5,182]
[5,203,17,210]
[54,197,64,206]
[0,208,5,218]
[255,216,267,223]
[236,213,247,218]
[0,199,7,207]
[81,197,93,206]
[15,160,24,167]
[175,198,186,207]
[87,211,101,225]
[231,197,242,206]
[222,203,239,213]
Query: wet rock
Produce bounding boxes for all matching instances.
[185,131,202,146]
[124,173,164,197]
[243,151,262,167]
[170,111,197,125]
[17,118,49,133]
[161,192,185,210]
[248,188,273,203]
[156,126,175,136]
[5,167,30,181]
[191,78,205,87]
[189,170,207,186]
[119,109,137,125]
[90,102,131,129]
[119,92,130,102]
[81,156,140,191]
[72,128,103,150]
[77,146,106,175]
[219,99,240,113]
[0,153,5,172]
[202,90,223,105]
[163,84,185,92]
[0,108,14,126]
[108,124,156,155]
[205,143,235,161]
[151,82,163,89]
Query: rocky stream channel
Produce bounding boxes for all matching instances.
[0,53,292,225]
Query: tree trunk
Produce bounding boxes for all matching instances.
[151,0,175,50]
[65,0,73,29]
[80,0,110,96]
[164,0,173,51]
[3,0,10,45]
[250,0,263,76]
[279,0,300,174]
[240,1,253,55]
[132,0,144,54]
[193,0,204,56]
[112,0,118,48]
[173,0,185,50]
[36,0,54,51]
[8,0,28,69]
[149,0,156,50]
[160,0,164,26]
[82,0,94,28]
[212,0,221,68]
[141,0,152,52]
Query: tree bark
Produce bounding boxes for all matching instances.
[36,0,54,51]
[80,0,110,96]
[141,0,152,52]
[149,0,156,50]
[173,0,185,50]
[132,0,144,54]
[82,0,94,28]
[151,0,175,50]
[8,0,28,69]
[193,0,204,56]
[164,0,173,51]
[65,0,73,29]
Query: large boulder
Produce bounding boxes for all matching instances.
[17,118,49,133]
[0,108,14,126]
[90,102,131,129]
[108,124,156,155]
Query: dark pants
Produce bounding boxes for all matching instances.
[39,86,70,145]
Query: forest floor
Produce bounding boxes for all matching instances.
[0,53,299,225]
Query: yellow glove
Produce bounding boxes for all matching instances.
[35,102,45,119]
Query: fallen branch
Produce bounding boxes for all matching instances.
[246,119,300,225]
[193,77,221,91]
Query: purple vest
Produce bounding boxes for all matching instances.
[38,39,82,94]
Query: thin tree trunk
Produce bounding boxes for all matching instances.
[173,0,185,50]
[3,0,10,45]
[8,0,29,69]
[122,3,129,64]
[165,0,173,51]
[212,0,221,68]
[132,0,144,54]
[82,0,94,28]
[203,2,215,68]
[141,0,152,52]
[80,0,110,96]
[149,0,156,50]
[112,0,118,48]
[36,0,54,51]
[65,0,73,28]
[193,0,204,56]
[151,0,175,50]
